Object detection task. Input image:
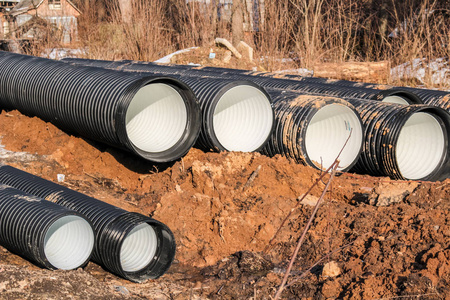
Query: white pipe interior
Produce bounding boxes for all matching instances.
[304,104,363,171]
[126,83,188,153]
[382,95,411,105]
[44,215,94,270]
[396,112,446,180]
[213,85,273,152]
[120,223,158,272]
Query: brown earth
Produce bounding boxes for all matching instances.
[0,109,450,299]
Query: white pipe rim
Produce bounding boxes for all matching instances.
[396,112,446,179]
[44,215,94,270]
[120,223,158,272]
[213,85,273,152]
[126,83,188,153]
[304,103,363,171]
[382,95,411,105]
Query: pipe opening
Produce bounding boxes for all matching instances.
[382,95,410,105]
[213,85,273,152]
[120,223,158,272]
[126,83,188,153]
[396,112,446,180]
[44,215,94,270]
[304,104,363,171]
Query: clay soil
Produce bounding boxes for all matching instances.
[0,109,450,300]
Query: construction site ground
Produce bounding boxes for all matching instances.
[0,47,450,299]
[1,106,450,299]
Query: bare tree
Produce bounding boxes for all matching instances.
[117,0,132,23]
[232,0,244,46]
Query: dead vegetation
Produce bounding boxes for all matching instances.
[21,0,449,88]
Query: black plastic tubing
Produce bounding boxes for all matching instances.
[0,51,201,162]
[348,99,450,181]
[0,184,95,270]
[262,89,364,172]
[0,164,175,282]
[62,58,423,105]
[62,58,275,153]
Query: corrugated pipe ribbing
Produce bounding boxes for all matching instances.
[62,58,275,153]
[62,57,422,106]
[262,89,364,172]
[0,51,201,163]
[175,77,274,152]
[0,184,95,270]
[348,99,450,181]
[0,164,175,283]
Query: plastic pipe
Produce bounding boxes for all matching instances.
[0,164,175,282]
[348,99,450,181]
[0,51,201,162]
[62,57,423,105]
[263,89,364,172]
[0,185,94,270]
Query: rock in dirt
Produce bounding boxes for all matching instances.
[322,261,341,278]
[299,194,320,207]
[368,181,419,206]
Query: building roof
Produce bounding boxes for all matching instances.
[10,0,81,16]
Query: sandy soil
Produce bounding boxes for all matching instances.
[0,108,450,299]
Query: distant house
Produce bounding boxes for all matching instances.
[7,0,81,43]
[0,0,19,39]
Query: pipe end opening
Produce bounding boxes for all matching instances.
[382,95,411,105]
[396,112,446,180]
[44,215,94,270]
[304,104,363,171]
[120,223,158,273]
[213,85,273,152]
[126,83,188,154]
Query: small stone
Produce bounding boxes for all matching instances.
[114,285,129,295]
[368,182,419,206]
[322,261,341,278]
[299,194,319,207]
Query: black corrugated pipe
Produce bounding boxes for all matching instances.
[0,51,201,163]
[170,77,274,152]
[0,184,95,270]
[262,89,364,172]
[62,58,275,152]
[0,164,175,282]
[348,99,450,181]
[396,87,450,110]
[62,57,422,106]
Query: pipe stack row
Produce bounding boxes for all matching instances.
[0,51,448,180]
[0,51,277,160]
[61,57,367,172]
[62,57,450,181]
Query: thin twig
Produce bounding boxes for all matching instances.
[242,165,262,191]
[372,293,440,300]
[274,162,339,300]
[264,130,353,253]
[263,161,336,253]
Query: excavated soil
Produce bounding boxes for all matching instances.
[1,109,450,299]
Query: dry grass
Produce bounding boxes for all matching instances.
[23,0,450,88]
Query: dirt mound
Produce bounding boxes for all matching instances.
[0,109,450,299]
